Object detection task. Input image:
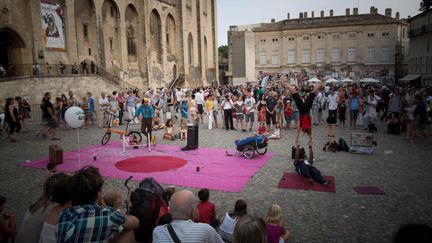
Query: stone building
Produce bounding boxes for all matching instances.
[228,7,409,85]
[0,0,218,89]
[402,8,432,87]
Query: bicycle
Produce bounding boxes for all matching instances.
[101,111,142,145]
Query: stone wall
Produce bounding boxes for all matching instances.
[0,75,121,104]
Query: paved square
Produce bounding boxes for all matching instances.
[1,117,431,242]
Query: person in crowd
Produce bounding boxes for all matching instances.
[386,112,401,135]
[326,88,339,142]
[197,188,218,228]
[58,62,66,75]
[81,61,88,74]
[338,88,347,129]
[90,61,96,74]
[153,190,224,243]
[410,94,429,144]
[244,92,256,131]
[153,93,164,124]
[265,204,290,243]
[0,195,16,243]
[56,166,139,242]
[163,119,176,140]
[38,93,59,141]
[349,90,360,128]
[180,94,189,120]
[275,96,284,128]
[195,90,205,124]
[38,173,71,243]
[116,91,125,125]
[0,99,5,139]
[218,199,248,242]
[166,90,175,121]
[87,92,96,125]
[265,91,277,131]
[15,96,31,133]
[363,90,378,132]
[107,94,119,122]
[4,97,21,142]
[293,143,330,186]
[232,214,267,243]
[98,92,109,128]
[221,94,235,130]
[59,94,69,130]
[67,91,77,107]
[205,94,215,130]
[180,118,188,140]
[234,95,246,132]
[15,173,67,243]
[135,98,155,145]
[81,97,90,129]
[284,99,293,129]
[189,93,198,125]
[103,190,123,211]
[175,88,183,113]
[268,122,281,139]
[71,62,79,74]
[46,162,58,178]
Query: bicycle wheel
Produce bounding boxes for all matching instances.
[128,131,142,144]
[101,132,111,145]
[256,147,267,155]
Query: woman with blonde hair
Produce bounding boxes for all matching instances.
[265,204,290,243]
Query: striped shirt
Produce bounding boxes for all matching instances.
[153,219,224,243]
[56,204,125,243]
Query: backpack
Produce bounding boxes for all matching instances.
[323,141,339,152]
[129,178,169,243]
[338,138,350,152]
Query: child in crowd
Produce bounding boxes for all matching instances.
[180,118,188,140]
[0,195,17,243]
[152,116,165,130]
[163,119,175,140]
[46,162,58,178]
[81,97,90,129]
[257,121,268,135]
[269,122,281,139]
[265,204,290,243]
[103,190,122,211]
[219,199,248,242]
[284,100,293,129]
[197,188,219,228]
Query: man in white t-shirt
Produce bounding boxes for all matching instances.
[194,91,204,124]
[244,92,256,131]
[175,88,183,113]
[98,92,109,128]
[326,89,339,141]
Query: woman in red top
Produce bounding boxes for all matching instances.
[196,188,218,227]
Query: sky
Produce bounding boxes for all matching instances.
[217,0,422,46]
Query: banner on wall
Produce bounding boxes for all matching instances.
[41,2,65,51]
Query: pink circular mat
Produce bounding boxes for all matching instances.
[115,156,187,173]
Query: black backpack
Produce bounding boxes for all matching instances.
[129,178,169,243]
[338,138,350,152]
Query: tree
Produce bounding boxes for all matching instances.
[419,0,432,12]
[218,45,228,59]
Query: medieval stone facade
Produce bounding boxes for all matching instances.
[0,0,218,89]
[228,7,409,85]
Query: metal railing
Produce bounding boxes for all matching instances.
[0,63,120,85]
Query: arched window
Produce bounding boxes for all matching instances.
[150,9,162,62]
[127,24,136,55]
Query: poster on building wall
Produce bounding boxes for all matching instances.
[41,2,65,51]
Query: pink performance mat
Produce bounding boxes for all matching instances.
[277,172,336,193]
[20,142,272,192]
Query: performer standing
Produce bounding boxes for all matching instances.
[134,98,154,145]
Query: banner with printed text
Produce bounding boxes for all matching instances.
[41,2,65,51]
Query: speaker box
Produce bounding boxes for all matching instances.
[185,124,199,150]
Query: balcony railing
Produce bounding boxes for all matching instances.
[0,63,120,85]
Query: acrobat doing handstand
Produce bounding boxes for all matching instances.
[285,81,322,147]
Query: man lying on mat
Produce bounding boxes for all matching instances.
[293,142,330,186]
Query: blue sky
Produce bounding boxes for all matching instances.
[217,0,422,46]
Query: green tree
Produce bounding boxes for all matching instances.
[419,0,432,12]
[218,45,228,59]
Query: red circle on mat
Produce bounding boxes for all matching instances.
[115,156,187,173]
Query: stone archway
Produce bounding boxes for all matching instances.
[125,4,138,63]
[165,14,175,55]
[74,0,97,64]
[0,27,27,75]
[102,0,121,70]
[149,9,162,63]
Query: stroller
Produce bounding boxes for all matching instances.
[234,135,268,159]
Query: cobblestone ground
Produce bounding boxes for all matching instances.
[1,113,431,243]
